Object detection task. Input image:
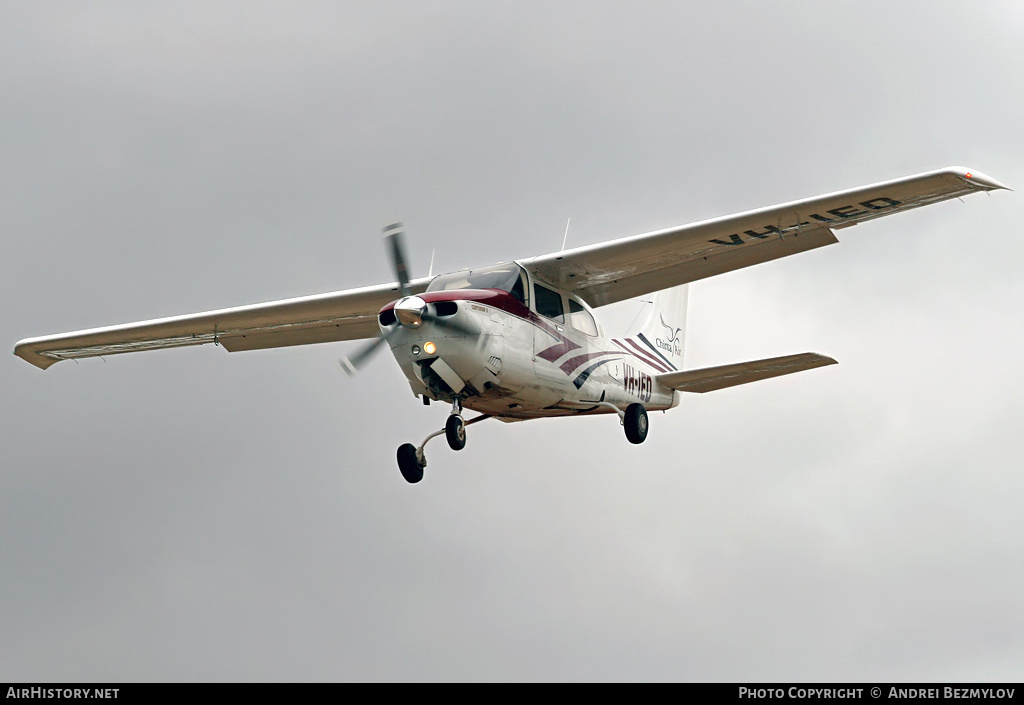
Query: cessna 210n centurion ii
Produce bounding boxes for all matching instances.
[15,166,1008,483]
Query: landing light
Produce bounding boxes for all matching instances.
[423,341,437,355]
[411,344,421,356]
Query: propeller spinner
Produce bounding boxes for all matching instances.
[339,224,476,376]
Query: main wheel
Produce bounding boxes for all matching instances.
[624,403,648,444]
[397,443,425,483]
[445,414,467,451]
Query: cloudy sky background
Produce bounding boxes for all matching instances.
[3,1,1022,681]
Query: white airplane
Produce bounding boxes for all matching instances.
[15,167,1008,482]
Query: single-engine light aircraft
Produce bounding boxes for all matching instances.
[15,167,1008,482]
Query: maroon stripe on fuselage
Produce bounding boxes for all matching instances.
[612,338,669,373]
[536,336,582,362]
[623,338,671,373]
[558,350,623,375]
[637,332,678,372]
[611,339,652,367]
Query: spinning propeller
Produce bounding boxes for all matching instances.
[339,223,475,375]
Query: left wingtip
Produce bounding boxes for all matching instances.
[14,339,60,370]
[948,166,1011,192]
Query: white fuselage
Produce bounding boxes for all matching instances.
[380,273,679,420]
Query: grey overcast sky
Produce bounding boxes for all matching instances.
[2,1,1022,682]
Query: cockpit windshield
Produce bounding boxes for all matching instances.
[426,263,528,305]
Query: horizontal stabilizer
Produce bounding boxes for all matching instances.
[657,352,837,393]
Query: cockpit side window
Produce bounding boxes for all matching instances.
[509,272,527,307]
[534,283,564,323]
[568,299,598,336]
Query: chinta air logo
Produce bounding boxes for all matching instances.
[656,314,683,357]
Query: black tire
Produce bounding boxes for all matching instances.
[624,403,648,444]
[397,443,424,483]
[445,415,467,451]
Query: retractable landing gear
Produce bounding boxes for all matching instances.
[396,400,490,484]
[593,400,650,445]
[397,443,425,484]
[445,415,466,451]
[624,403,649,444]
[445,397,466,451]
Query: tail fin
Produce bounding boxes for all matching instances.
[628,284,688,372]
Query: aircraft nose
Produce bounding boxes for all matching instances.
[394,295,427,328]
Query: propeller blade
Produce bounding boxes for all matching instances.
[339,334,388,376]
[343,224,484,377]
[383,223,411,299]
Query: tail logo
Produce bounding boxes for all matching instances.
[656,314,683,357]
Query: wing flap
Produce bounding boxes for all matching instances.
[14,278,429,369]
[657,352,837,393]
[217,318,378,352]
[523,167,1008,307]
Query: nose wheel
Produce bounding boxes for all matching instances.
[445,414,466,451]
[397,443,425,484]
[396,408,490,483]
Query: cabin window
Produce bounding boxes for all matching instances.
[568,299,598,336]
[534,283,564,322]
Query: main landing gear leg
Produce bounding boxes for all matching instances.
[396,411,492,484]
[595,401,649,445]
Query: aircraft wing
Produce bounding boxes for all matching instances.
[14,278,430,370]
[522,166,1008,307]
[657,353,837,394]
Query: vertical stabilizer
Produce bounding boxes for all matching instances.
[628,284,688,371]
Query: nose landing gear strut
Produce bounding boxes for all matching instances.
[396,399,490,484]
[445,397,466,451]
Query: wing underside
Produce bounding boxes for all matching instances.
[657,353,837,393]
[14,278,429,369]
[523,167,1008,307]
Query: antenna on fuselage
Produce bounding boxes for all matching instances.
[428,249,435,278]
[560,218,571,251]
